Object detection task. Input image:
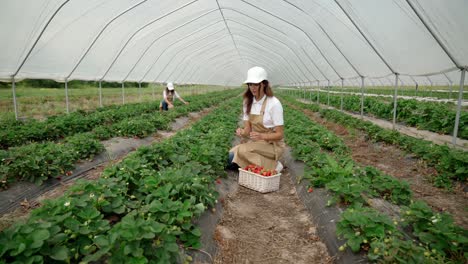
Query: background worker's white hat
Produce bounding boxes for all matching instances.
[167,82,174,90]
[244,66,268,84]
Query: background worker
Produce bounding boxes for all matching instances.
[160,82,189,111]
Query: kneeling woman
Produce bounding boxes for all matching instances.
[229,66,285,172]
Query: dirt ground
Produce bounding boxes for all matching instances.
[213,169,332,264]
[297,106,468,229]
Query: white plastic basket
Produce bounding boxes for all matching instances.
[238,168,281,193]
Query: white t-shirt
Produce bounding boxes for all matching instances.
[242,95,284,128]
[163,90,181,101]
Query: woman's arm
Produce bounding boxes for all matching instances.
[180,97,189,104]
[175,91,189,105]
[249,126,283,141]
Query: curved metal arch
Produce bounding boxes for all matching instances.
[186,46,294,85]
[188,57,241,83]
[168,36,238,82]
[233,34,306,82]
[333,0,395,75]
[150,34,235,82]
[146,28,230,83]
[204,59,273,85]
[165,39,235,82]
[240,0,342,80]
[315,20,362,78]
[101,6,219,81]
[174,45,240,82]
[176,36,296,85]
[282,0,362,79]
[195,57,277,85]
[170,22,305,84]
[221,8,321,81]
[232,33,309,83]
[215,0,246,69]
[236,45,298,84]
[138,21,227,82]
[196,58,245,84]
[298,46,328,82]
[226,19,317,82]
[184,50,291,84]
[406,0,461,69]
[165,11,308,83]
[163,46,239,83]
[13,0,71,78]
[65,0,149,80]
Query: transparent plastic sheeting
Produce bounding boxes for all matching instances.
[0,0,467,86]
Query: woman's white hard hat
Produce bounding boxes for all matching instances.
[167,82,174,90]
[244,66,267,84]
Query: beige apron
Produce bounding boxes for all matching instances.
[230,97,285,170]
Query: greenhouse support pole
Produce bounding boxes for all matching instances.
[443,73,452,100]
[152,85,155,100]
[309,82,313,102]
[360,76,365,118]
[340,78,344,111]
[99,81,103,107]
[11,78,18,120]
[392,74,399,130]
[65,80,70,114]
[138,82,142,102]
[121,82,125,105]
[327,80,330,106]
[452,68,466,145]
[428,77,433,98]
[316,80,320,104]
[449,82,453,100]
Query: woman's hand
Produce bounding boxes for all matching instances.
[249,131,263,141]
[236,128,244,137]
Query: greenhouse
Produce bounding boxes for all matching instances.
[0,0,467,263]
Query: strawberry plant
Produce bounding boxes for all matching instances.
[337,207,400,253]
[1,142,75,185]
[368,236,449,263]
[64,132,104,161]
[400,201,468,261]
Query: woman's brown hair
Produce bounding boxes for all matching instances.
[243,80,273,115]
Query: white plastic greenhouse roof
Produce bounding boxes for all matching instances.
[1,0,467,86]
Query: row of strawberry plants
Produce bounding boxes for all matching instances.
[0,90,240,187]
[284,105,412,206]
[0,89,237,149]
[328,87,468,101]
[0,97,241,263]
[0,102,158,149]
[287,90,468,139]
[286,94,467,188]
[282,101,467,263]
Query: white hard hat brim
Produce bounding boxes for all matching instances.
[244,77,265,84]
